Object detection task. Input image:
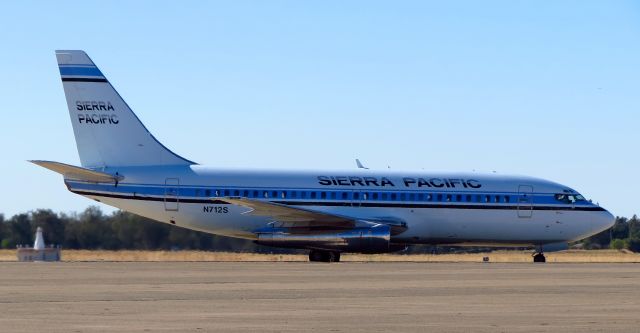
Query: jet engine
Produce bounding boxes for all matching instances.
[256,223,405,253]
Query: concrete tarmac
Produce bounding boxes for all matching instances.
[0,262,639,332]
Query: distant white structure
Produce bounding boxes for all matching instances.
[16,227,61,262]
[33,227,45,250]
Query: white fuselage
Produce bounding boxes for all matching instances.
[47,50,616,255]
[65,165,615,248]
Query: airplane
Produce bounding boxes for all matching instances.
[33,50,615,263]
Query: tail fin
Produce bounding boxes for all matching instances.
[56,50,195,168]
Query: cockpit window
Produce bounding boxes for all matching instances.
[554,193,586,203]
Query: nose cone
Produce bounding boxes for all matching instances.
[593,209,615,235]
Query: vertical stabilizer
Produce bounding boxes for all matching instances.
[56,50,194,168]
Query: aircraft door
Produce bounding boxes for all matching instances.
[517,185,533,218]
[164,178,179,211]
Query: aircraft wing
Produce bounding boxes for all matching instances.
[216,197,355,228]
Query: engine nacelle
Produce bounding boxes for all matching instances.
[256,224,401,253]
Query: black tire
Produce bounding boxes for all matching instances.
[309,250,325,262]
[533,253,546,263]
[309,250,340,263]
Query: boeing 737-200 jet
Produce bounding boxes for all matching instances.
[33,50,614,262]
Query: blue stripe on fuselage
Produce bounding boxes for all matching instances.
[65,180,594,208]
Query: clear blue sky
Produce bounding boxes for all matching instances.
[0,1,638,218]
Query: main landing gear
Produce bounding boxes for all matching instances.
[309,250,341,263]
[532,252,546,263]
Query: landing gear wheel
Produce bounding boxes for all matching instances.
[308,250,341,262]
[309,250,324,262]
[533,253,546,263]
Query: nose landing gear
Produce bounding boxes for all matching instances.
[309,250,341,262]
[532,245,546,263]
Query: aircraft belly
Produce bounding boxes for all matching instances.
[84,194,596,246]
[84,195,262,240]
[394,208,591,244]
[307,207,584,245]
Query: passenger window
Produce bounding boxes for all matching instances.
[301,192,307,199]
[311,192,317,199]
[281,191,286,199]
[205,189,211,197]
[233,190,239,196]
[418,193,424,201]
[427,194,432,201]
[456,194,461,202]
[363,193,368,200]
[243,190,248,197]
[476,195,481,202]
[400,193,406,201]
[495,195,500,203]
[466,194,471,202]
[391,193,397,200]
[353,192,360,200]
[263,191,269,198]
[291,191,297,198]
[372,193,379,200]
[321,192,327,199]
[446,194,452,202]
[252,190,258,198]
[381,193,388,200]
[224,190,230,196]
[437,194,443,201]
[485,195,490,203]
[504,195,510,203]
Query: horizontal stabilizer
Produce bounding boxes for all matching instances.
[30,160,123,183]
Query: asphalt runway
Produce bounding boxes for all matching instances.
[0,262,639,332]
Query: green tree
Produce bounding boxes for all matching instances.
[7,214,33,247]
[75,207,118,249]
[582,228,611,249]
[610,217,629,240]
[0,214,7,248]
[610,238,627,250]
[625,215,640,252]
[30,209,65,246]
[627,215,640,238]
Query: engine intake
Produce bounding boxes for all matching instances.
[256,224,399,253]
